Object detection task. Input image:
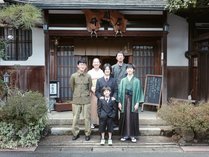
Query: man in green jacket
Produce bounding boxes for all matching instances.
[70,59,92,141]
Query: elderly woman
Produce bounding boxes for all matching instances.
[118,63,144,143]
[87,58,104,128]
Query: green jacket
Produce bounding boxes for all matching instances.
[70,71,92,104]
[118,76,144,112]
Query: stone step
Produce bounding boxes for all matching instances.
[47,111,167,126]
[36,135,180,153]
[48,118,167,126]
[49,125,172,136]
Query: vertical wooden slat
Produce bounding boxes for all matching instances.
[133,44,155,89]
[57,45,77,101]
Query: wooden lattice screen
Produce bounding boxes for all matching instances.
[133,45,155,89]
[56,46,80,101]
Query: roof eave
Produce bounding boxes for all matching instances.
[3,0,166,11]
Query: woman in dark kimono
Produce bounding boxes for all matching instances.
[118,63,144,143]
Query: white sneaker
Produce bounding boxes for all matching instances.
[91,124,95,129]
[131,137,137,143]
[108,139,112,146]
[120,137,126,142]
[100,139,105,145]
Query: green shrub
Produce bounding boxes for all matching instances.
[0,88,48,148]
[0,4,43,29]
[157,99,209,142]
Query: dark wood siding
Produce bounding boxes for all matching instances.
[167,66,189,99]
[199,52,209,100]
[0,66,45,94]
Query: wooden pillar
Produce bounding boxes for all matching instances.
[161,11,168,105]
[44,10,50,99]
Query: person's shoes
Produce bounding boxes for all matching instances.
[120,137,126,142]
[85,136,90,141]
[91,124,95,129]
[72,134,80,140]
[108,139,112,146]
[131,137,137,143]
[100,139,105,145]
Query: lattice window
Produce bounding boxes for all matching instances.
[56,46,80,101]
[0,27,32,61]
[133,45,155,88]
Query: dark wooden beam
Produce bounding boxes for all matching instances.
[48,30,164,37]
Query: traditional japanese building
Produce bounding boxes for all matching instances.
[1,0,208,108]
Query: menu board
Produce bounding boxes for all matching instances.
[141,74,162,111]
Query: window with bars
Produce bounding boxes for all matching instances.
[0,27,32,61]
[133,45,155,88]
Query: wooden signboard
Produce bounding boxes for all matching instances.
[141,74,163,111]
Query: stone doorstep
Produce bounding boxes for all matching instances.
[35,135,180,153]
[38,135,176,146]
[50,125,172,136]
[48,118,167,126]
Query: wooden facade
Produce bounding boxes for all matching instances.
[183,8,209,101]
[0,66,44,94]
[3,0,194,106]
[45,10,167,103]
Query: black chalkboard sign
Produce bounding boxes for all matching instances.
[141,74,162,111]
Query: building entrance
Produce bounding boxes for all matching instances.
[51,38,161,102]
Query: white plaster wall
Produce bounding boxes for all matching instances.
[0,28,45,66]
[167,14,189,66]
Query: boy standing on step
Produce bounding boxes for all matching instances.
[97,86,117,146]
[70,59,92,141]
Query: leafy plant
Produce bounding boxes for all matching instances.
[0,88,48,148]
[0,39,7,59]
[166,0,209,12]
[166,0,197,12]
[0,4,43,29]
[158,99,209,142]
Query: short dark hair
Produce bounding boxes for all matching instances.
[77,59,87,65]
[116,51,125,57]
[103,63,112,73]
[102,86,111,93]
[126,63,136,70]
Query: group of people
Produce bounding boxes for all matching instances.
[70,51,144,146]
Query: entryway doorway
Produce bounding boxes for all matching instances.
[50,37,161,103]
